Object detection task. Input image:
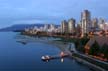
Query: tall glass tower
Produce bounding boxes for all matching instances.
[81,10,91,36]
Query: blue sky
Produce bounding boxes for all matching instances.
[0,0,108,28]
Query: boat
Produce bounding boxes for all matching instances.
[41,55,51,61]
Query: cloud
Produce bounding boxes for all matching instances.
[13,19,46,24]
[0,0,108,28]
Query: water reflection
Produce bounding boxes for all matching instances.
[15,34,61,45]
[61,58,64,63]
[16,41,27,45]
[0,32,93,71]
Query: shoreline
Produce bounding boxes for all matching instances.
[16,35,108,71]
[47,41,107,71]
[47,41,69,51]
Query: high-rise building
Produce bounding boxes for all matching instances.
[92,18,98,28]
[98,18,106,30]
[98,18,105,24]
[61,20,68,33]
[81,10,91,36]
[44,24,49,32]
[76,22,82,34]
[68,18,76,33]
[50,24,55,29]
[50,24,55,32]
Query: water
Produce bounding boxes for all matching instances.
[0,32,91,71]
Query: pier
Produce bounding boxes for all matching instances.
[41,52,69,62]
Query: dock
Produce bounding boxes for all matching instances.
[41,52,69,62]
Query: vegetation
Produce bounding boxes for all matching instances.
[55,35,89,53]
[89,41,100,55]
[73,53,108,70]
[100,44,108,59]
[75,36,90,53]
[80,36,90,45]
[88,41,108,59]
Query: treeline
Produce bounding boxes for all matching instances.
[74,36,90,53]
[89,41,108,59]
[59,36,90,53]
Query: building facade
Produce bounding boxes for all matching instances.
[81,10,91,36]
[98,18,106,30]
[68,18,76,34]
[44,24,49,32]
[61,20,68,33]
[92,18,98,28]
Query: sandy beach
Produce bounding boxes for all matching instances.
[47,41,69,51]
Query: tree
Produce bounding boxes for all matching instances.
[75,39,85,53]
[89,41,100,55]
[80,37,90,45]
[101,44,108,59]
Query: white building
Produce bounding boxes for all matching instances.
[81,10,91,36]
[61,20,68,33]
[44,24,49,32]
[99,22,108,31]
[68,18,76,33]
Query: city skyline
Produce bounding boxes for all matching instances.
[0,1,108,70]
[0,0,108,28]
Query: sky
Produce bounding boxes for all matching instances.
[0,0,108,28]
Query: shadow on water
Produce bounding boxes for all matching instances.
[16,41,27,45]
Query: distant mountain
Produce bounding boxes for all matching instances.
[0,24,60,32]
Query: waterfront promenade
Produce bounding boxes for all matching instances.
[47,40,108,71]
[16,36,108,71]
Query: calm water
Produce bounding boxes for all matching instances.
[0,32,91,71]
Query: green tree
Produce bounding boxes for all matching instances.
[101,44,108,59]
[89,41,100,55]
[80,37,90,45]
